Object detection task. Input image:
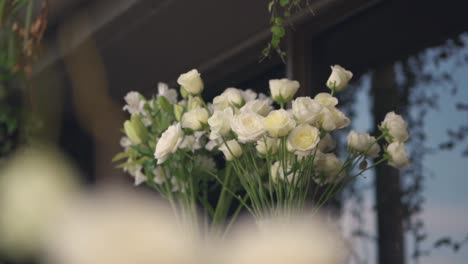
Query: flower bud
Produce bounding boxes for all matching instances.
[124,115,148,144]
[219,139,242,161]
[347,131,381,158]
[380,112,409,143]
[269,79,300,104]
[177,69,204,95]
[386,142,410,169]
[256,137,279,156]
[181,107,209,131]
[326,65,353,92]
[173,104,185,121]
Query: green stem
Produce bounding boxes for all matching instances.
[213,164,233,225]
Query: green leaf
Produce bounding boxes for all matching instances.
[271,36,281,48]
[112,151,129,162]
[157,95,173,113]
[280,0,289,7]
[271,25,285,38]
[131,145,154,157]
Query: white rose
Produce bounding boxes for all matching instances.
[256,137,279,155]
[219,139,243,161]
[317,134,336,153]
[177,69,204,95]
[381,111,409,143]
[269,79,300,103]
[181,107,209,131]
[317,106,350,131]
[240,99,273,116]
[231,111,266,143]
[157,82,178,104]
[292,97,323,124]
[154,123,184,164]
[314,152,346,184]
[288,124,320,152]
[208,108,234,140]
[222,88,245,107]
[326,65,353,92]
[263,109,296,137]
[386,142,409,169]
[347,131,381,158]
[314,93,338,107]
[123,91,145,114]
[241,89,258,102]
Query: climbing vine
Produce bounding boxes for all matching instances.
[262,0,313,62]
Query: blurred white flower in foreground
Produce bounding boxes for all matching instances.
[0,146,80,260]
[43,190,201,264]
[222,214,349,264]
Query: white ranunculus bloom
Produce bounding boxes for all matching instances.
[205,138,221,151]
[177,69,204,95]
[386,142,410,169]
[127,164,146,186]
[181,107,209,131]
[269,79,300,103]
[154,123,184,164]
[231,111,266,143]
[208,108,234,140]
[347,131,381,158]
[381,111,409,143]
[314,93,338,107]
[314,152,346,184]
[256,137,279,155]
[292,97,323,124]
[241,89,258,102]
[263,109,296,137]
[157,82,178,104]
[288,124,320,152]
[123,91,145,114]
[270,161,292,183]
[219,139,242,161]
[317,106,350,131]
[240,99,273,116]
[317,134,336,153]
[326,65,353,92]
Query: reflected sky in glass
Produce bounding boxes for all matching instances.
[342,33,468,264]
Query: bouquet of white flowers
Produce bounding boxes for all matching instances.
[114,65,410,229]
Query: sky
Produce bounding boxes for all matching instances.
[341,34,468,264]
